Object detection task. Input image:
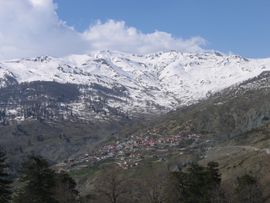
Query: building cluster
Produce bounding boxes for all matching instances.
[62,132,200,170]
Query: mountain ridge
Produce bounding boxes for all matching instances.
[0,50,270,123]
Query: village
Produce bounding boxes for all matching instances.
[60,131,201,170]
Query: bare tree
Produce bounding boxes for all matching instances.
[95,166,130,203]
[141,167,168,203]
[234,174,263,203]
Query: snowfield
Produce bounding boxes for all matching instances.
[0,50,270,121]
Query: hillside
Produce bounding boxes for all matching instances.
[64,71,270,201]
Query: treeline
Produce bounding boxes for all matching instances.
[0,147,78,203]
[85,163,263,203]
[0,146,264,203]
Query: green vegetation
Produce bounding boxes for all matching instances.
[0,147,265,203]
[79,161,262,203]
[0,147,12,203]
[166,162,223,203]
[13,155,78,203]
[13,156,58,203]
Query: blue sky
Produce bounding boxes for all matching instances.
[0,0,269,59]
[55,0,270,58]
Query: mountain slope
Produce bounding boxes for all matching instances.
[144,70,270,137]
[0,51,270,123]
[69,70,270,201]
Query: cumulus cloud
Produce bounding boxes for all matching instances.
[0,0,206,60]
[0,0,86,59]
[83,20,206,54]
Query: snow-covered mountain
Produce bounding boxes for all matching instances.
[0,50,270,123]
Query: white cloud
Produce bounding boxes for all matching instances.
[0,0,206,60]
[83,20,206,54]
[0,0,86,59]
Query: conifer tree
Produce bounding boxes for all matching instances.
[168,162,225,203]
[0,148,12,203]
[13,155,58,203]
[207,161,221,187]
[53,171,79,203]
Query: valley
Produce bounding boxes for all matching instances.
[1,51,270,201]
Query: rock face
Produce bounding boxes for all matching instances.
[0,50,269,123]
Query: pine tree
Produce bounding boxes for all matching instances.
[206,162,225,203]
[53,171,79,203]
[207,161,221,187]
[13,155,58,203]
[186,163,210,203]
[168,162,225,203]
[0,148,12,203]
